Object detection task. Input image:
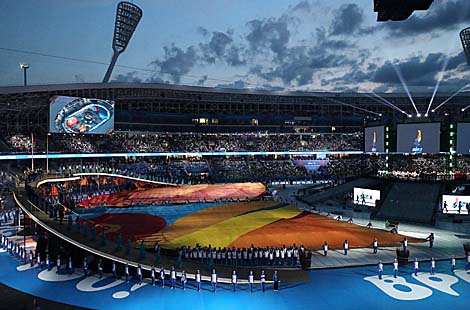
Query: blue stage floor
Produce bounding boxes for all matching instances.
[1,250,469,309]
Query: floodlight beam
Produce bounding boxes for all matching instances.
[433,84,469,112]
[363,92,408,115]
[323,97,382,117]
[426,56,450,115]
[392,64,419,115]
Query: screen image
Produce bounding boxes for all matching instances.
[364,126,384,153]
[441,195,470,215]
[49,96,115,134]
[396,123,440,154]
[457,123,470,154]
[353,187,380,207]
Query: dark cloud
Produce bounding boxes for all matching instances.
[199,31,246,66]
[291,0,312,13]
[197,26,210,37]
[197,75,208,86]
[320,51,470,92]
[329,4,364,36]
[112,71,142,83]
[112,71,168,84]
[149,44,198,83]
[250,47,355,86]
[257,84,285,91]
[146,75,167,84]
[144,1,469,92]
[246,17,290,59]
[225,45,246,66]
[206,32,233,59]
[74,74,85,83]
[215,79,247,89]
[248,27,360,86]
[372,52,466,86]
[384,0,470,37]
[315,28,356,50]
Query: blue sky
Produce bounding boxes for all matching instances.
[1,0,470,93]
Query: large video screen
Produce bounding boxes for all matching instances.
[457,123,470,154]
[397,123,440,154]
[441,195,470,215]
[353,187,380,207]
[49,96,115,134]
[364,126,384,153]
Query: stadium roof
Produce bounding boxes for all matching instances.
[1,82,470,99]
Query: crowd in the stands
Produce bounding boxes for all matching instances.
[53,135,98,153]
[5,134,36,152]
[0,170,16,191]
[456,157,470,173]
[51,155,371,185]
[377,156,450,180]
[1,132,363,154]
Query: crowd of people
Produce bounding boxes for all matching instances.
[53,135,98,153]
[5,134,36,152]
[178,244,305,267]
[377,156,450,181]
[1,131,364,154]
[49,155,373,187]
[1,235,282,293]
[456,156,470,173]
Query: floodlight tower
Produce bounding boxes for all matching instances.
[460,27,470,66]
[20,63,29,86]
[102,1,143,83]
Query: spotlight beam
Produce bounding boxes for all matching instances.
[322,96,382,117]
[392,64,419,115]
[462,103,470,112]
[426,56,450,116]
[363,92,409,115]
[433,84,469,112]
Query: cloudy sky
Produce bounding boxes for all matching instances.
[1,0,470,93]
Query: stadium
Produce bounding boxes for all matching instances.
[1,1,470,309]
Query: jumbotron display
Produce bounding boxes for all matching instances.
[457,123,470,154]
[396,123,440,154]
[364,126,384,153]
[49,96,115,134]
[442,195,470,215]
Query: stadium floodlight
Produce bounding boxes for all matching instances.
[103,1,143,83]
[462,104,470,112]
[460,27,470,65]
[374,0,433,22]
[19,63,29,86]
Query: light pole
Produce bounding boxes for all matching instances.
[20,63,29,86]
[46,133,51,175]
[460,27,470,66]
[103,2,143,83]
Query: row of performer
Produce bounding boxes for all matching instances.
[377,255,470,279]
[176,236,405,263]
[2,236,281,292]
[176,243,307,266]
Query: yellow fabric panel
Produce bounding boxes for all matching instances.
[144,200,277,246]
[165,205,302,249]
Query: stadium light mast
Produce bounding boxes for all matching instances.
[102,1,143,83]
[20,63,29,86]
[460,27,470,65]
